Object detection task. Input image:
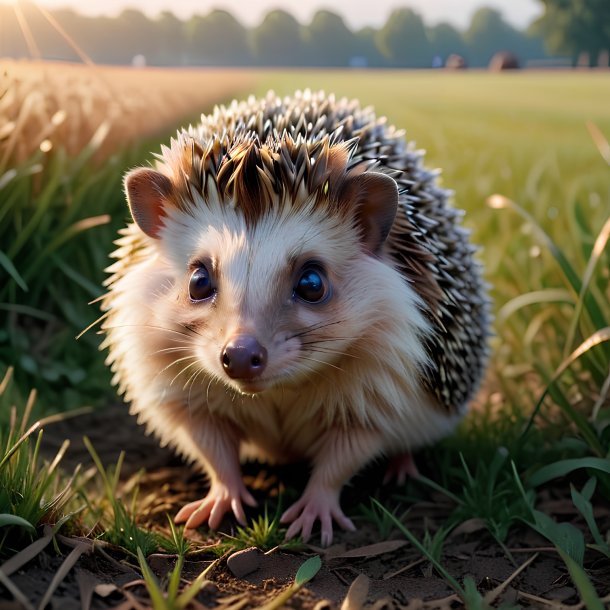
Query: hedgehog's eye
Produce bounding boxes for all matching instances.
[189,266,214,302]
[294,265,330,304]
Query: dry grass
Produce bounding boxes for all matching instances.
[0,60,256,165]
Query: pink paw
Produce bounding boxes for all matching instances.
[280,487,355,546]
[383,451,419,485]
[175,481,257,530]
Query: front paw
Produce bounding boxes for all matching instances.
[175,481,257,530]
[383,451,419,485]
[280,487,355,546]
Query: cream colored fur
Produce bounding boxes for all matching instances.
[102,188,462,478]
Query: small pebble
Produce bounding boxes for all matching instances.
[227,547,262,578]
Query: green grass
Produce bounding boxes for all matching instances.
[252,68,610,468]
[0,368,80,555]
[1,69,609,606]
[0,139,140,414]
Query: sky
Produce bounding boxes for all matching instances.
[20,0,542,30]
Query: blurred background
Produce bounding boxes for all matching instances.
[0,0,608,68]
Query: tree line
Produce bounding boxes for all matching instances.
[0,1,607,68]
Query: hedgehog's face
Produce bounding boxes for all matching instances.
[123,162,399,395]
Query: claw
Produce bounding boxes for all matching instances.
[175,481,257,530]
[383,451,419,485]
[281,486,355,546]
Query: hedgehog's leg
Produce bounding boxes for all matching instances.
[280,427,384,546]
[383,451,419,485]
[173,416,257,530]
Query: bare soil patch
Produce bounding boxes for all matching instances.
[1,405,598,608]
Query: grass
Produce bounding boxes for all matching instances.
[0,64,609,607]
[0,61,255,414]
[0,367,80,555]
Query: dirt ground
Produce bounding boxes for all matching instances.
[2,404,609,609]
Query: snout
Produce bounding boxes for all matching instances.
[221,334,268,381]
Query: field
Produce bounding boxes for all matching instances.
[1,62,609,609]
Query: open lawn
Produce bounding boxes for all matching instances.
[1,64,609,608]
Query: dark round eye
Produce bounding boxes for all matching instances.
[294,266,330,304]
[189,266,214,301]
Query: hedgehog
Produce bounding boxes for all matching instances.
[100,90,490,546]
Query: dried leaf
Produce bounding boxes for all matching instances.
[39,542,90,609]
[341,574,370,610]
[449,518,487,538]
[333,540,407,559]
[0,532,53,576]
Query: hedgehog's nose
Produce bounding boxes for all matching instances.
[221,335,267,380]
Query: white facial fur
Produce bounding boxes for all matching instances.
[103,185,459,466]
[160,192,384,393]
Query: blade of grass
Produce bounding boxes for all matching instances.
[591,366,610,421]
[497,289,573,324]
[0,408,91,470]
[174,556,220,607]
[371,499,464,596]
[570,480,610,558]
[0,570,35,610]
[0,530,54,576]
[0,251,28,292]
[529,458,610,487]
[586,121,610,167]
[38,542,90,610]
[136,547,168,610]
[483,552,538,606]
[0,515,36,533]
[51,254,103,299]
[520,328,610,453]
[22,215,111,283]
[556,548,604,610]
[564,215,610,358]
[488,194,606,331]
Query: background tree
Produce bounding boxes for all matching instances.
[353,26,385,67]
[116,9,156,63]
[532,0,610,65]
[250,9,304,66]
[428,22,468,64]
[304,10,355,66]
[155,11,185,65]
[376,8,432,67]
[464,7,524,66]
[185,10,249,66]
[0,4,552,68]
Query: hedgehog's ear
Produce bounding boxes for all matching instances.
[343,172,398,254]
[124,168,174,239]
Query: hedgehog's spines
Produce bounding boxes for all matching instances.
[122,90,491,413]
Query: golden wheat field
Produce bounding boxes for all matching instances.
[0,60,256,164]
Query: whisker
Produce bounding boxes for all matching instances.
[297,360,335,385]
[303,346,359,359]
[170,359,201,386]
[206,377,214,407]
[300,336,357,343]
[184,364,205,392]
[102,323,196,339]
[161,354,200,377]
[298,355,345,373]
[151,346,193,356]
[187,368,206,413]
[287,319,346,340]
[76,311,110,340]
